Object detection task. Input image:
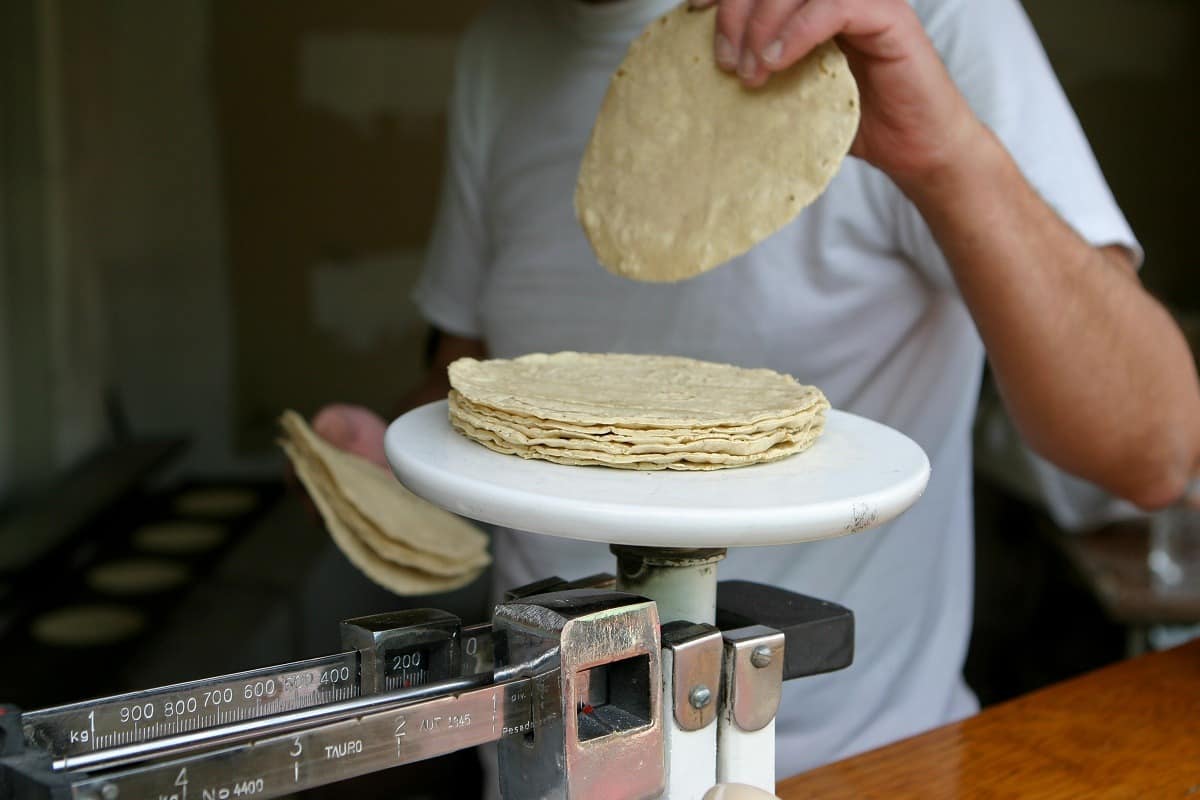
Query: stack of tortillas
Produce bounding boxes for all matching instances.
[280,411,489,594]
[448,352,828,471]
[576,4,860,282]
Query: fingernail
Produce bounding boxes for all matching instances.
[715,34,737,69]
[762,39,784,66]
[738,48,757,80]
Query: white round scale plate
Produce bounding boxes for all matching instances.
[386,401,930,548]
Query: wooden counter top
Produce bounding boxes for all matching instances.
[777,640,1200,799]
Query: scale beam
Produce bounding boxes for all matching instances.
[69,672,557,800]
[22,654,361,762]
[3,585,857,800]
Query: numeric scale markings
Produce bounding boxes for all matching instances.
[86,685,358,751]
[69,673,559,800]
[23,653,360,759]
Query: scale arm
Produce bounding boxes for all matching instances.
[716,580,854,680]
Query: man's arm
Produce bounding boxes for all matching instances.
[693,0,1200,508]
[902,127,1198,509]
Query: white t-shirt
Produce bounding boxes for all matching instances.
[414,0,1138,779]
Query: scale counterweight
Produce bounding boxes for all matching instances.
[22,653,360,760]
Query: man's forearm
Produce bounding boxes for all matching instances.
[897,124,1200,507]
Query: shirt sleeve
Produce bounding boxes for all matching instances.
[411,31,491,339]
[896,0,1142,288]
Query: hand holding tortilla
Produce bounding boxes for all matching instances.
[575,4,859,282]
[279,411,489,595]
[692,0,985,188]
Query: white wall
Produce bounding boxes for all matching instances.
[0,0,111,501]
[62,0,271,477]
[0,174,11,502]
[42,0,110,473]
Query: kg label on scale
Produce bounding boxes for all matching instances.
[25,653,360,759]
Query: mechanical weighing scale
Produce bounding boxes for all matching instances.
[1,400,929,800]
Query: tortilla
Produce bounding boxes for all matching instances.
[280,412,488,562]
[31,605,145,647]
[450,391,819,457]
[448,352,826,428]
[447,352,828,471]
[285,440,488,577]
[278,412,489,596]
[284,443,483,595]
[575,4,859,282]
[449,395,809,439]
[87,558,190,595]
[451,414,820,471]
[131,521,228,555]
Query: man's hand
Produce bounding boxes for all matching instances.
[312,404,389,469]
[284,405,387,525]
[689,0,983,187]
[309,332,485,471]
[692,1,1200,508]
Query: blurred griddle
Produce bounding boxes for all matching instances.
[0,438,185,576]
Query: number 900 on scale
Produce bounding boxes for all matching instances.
[113,669,349,728]
[117,686,237,725]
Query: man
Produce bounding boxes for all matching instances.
[314,0,1200,782]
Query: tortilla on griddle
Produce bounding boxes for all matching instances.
[132,521,228,555]
[31,605,146,647]
[86,558,190,596]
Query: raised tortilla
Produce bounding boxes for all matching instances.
[576,4,859,282]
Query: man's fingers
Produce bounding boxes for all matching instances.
[743,0,809,68]
[758,0,849,77]
[714,0,757,73]
[702,0,910,86]
[313,405,354,448]
[735,0,810,86]
[758,0,904,74]
[312,404,389,469]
